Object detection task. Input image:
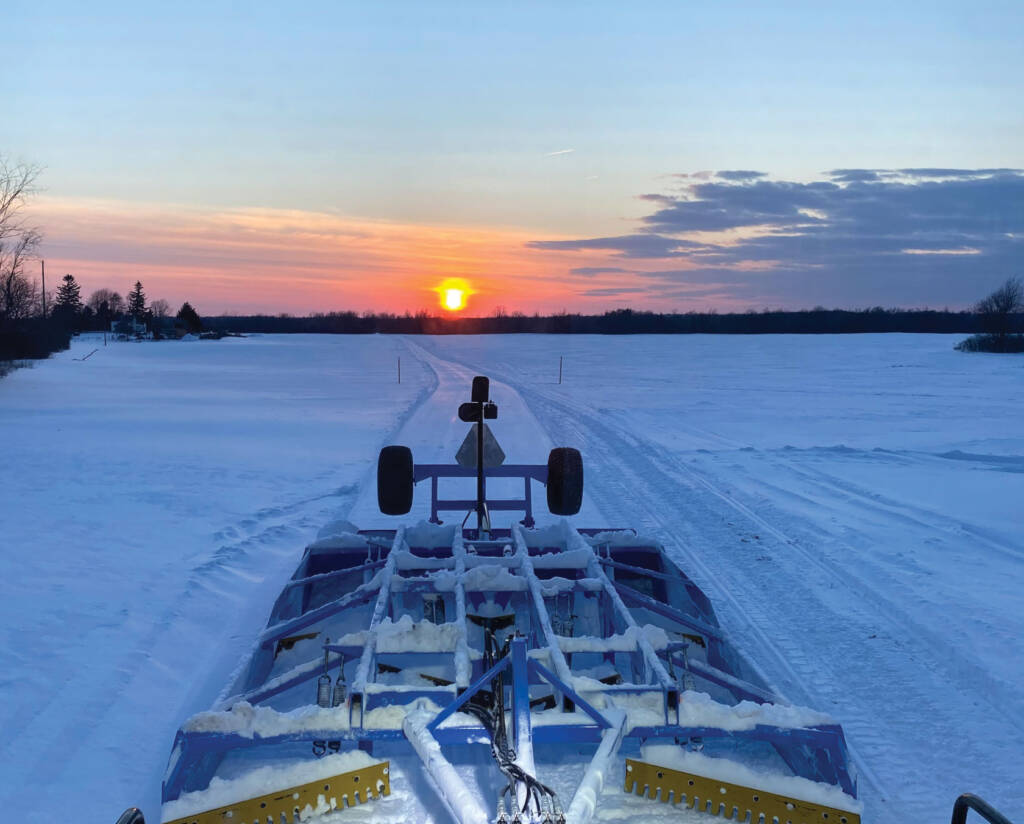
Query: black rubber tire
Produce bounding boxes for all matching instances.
[547,447,583,516]
[377,445,414,515]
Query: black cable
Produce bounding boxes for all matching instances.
[468,630,563,821]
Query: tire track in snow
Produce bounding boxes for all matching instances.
[0,342,440,824]
[651,438,1024,728]
[414,341,1024,824]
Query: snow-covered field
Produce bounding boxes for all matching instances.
[1,333,1021,824]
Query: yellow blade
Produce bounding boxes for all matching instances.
[163,760,390,824]
[624,758,860,824]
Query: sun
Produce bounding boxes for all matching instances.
[435,278,473,312]
[444,287,465,311]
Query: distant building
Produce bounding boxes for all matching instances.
[111,317,150,338]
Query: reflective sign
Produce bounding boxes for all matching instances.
[456,423,506,468]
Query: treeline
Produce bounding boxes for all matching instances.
[0,271,206,366]
[204,307,1007,336]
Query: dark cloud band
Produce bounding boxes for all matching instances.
[529,169,1024,307]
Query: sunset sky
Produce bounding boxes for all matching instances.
[4,1,1023,315]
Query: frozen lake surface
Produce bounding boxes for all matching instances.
[1,333,1021,824]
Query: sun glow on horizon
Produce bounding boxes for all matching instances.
[436,277,473,312]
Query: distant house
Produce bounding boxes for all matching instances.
[152,316,184,339]
[111,317,150,339]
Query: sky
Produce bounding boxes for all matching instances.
[3,1,1023,315]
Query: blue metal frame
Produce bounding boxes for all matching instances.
[413,463,547,526]
[163,520,861,810]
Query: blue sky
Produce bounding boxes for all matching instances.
[3,1,1023,312]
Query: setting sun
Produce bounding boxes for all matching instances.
[435,278,473,312]
[444,288,464,311]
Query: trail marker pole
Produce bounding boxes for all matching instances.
[559,355,563,384]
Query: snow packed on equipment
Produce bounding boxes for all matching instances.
[158,376,861,824]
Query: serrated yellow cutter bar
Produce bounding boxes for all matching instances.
[163,760,390,824]
[624,758,860,824]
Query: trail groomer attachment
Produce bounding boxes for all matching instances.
[159,375,866,824]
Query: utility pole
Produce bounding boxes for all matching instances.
[41,260,46,317]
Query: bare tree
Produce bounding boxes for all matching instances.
[0,158,43,321]
[88,288,117,314]
[150,298,171,318]
[976,277,1023,339]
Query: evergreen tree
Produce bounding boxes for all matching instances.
[176,301,203,333]
[53,273,83,320]
[127,280,147,319]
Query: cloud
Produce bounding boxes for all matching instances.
[827,169,884,183]
[716,170,767,181]
[897,168,1019,178]
[569,266,630,276]
[32,197,587,315]
[545,148,575,157]
[528,233,704,258]
[580,286,644,297]
[527,169,1024,307]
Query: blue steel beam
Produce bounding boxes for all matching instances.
[258,580,379,648]
[528,659,611,729]
[668,651,783,705]
[428,654,511,732]
[282,558,386,591]
[163,719,852,804]
[612,580,725,641]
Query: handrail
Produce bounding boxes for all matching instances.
[951,794,1015,824]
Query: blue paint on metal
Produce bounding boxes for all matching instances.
[258,582,378,648]
[427,654,511,732]
[527,659,611,729]
[510,637,534,755]
[415,463,547,524]
[611,579,725,641]
[162,462,861,809]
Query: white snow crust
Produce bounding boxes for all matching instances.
[3,332,1023,824]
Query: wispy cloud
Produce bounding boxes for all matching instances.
[32,197,586,314]
[570,266,630,276]
[545,148,575,157]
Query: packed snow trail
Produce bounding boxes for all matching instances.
[413,334,1024,824]
[3,333,1021,824]
[346,342,605,528]
[0,335,435,824]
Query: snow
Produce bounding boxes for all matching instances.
[402,707,490,824]
[555,624,671,653]
[673,689,834,732]
[366,614,463,653]
[0,334,432,824]
[564,709,625,824]
[416,333,1024,824]
[2,332,1023,824]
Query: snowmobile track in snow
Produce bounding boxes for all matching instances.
[407,338,1024,824]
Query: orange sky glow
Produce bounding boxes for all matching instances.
[31,196,748,316]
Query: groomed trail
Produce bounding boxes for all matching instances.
[409,335,1024,824]
[1,332,1021,824]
